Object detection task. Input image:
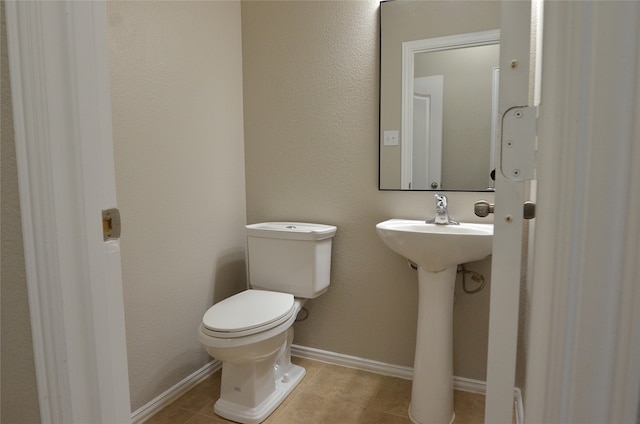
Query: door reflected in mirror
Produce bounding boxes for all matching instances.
[379,0,501,191]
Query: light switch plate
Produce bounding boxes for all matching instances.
[384,130,399,146]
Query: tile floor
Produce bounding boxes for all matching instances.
[144,357,486,424]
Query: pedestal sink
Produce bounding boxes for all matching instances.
[376,219,493,424]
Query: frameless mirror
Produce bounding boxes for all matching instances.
[379,0,501,191]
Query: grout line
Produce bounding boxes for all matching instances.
[365,375,385,410]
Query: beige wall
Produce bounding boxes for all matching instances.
[0,2,42,422]
[242,0,495,380]
[107,1,247,411]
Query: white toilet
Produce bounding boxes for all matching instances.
[198,222,337,424]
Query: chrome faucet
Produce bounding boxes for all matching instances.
[426,194,459,225]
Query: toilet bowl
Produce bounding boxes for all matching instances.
[198,222,336,424]
[198,290,306,424]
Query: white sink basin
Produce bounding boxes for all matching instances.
[376,218,494,423]
[376,219,493,272]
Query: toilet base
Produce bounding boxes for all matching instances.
[214,363,305,424]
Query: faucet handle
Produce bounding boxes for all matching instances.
[474,200,495,218]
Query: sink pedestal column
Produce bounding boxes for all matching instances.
[409,265,456,424]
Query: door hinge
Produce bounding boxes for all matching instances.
[501,106,537,181]
[102,208,121,241]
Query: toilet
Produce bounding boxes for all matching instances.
[198,222,337,424]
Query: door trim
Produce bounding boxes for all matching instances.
[401,30,500,190]
[5,1,131,422]
[484,1,534,423]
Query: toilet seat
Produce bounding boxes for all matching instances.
[202,290,295,338]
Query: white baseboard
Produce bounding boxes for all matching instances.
[291,344,414,380]
[452,376,488,394]
[130,346,524,424]
[514,387,524,424]
[131,360,222,424]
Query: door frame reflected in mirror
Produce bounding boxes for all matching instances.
[401,29,500,190]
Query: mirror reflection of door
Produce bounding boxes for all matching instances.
[409,75,443,189]
[383,27,500,191]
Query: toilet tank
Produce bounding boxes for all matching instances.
[245,222,337,298]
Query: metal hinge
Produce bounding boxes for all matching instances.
[501,106,538,181]
[102,208,121,241]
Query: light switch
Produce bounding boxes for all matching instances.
[383,130,399,146]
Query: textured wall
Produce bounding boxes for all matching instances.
[0,2,42,423]
[107,1,247,411]
[242,0,495,379]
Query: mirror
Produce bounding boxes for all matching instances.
[379,0,501,191]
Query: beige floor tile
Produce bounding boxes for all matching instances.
[291,356,326,390]
[301,363,384,406]
[148,360,490,424]
[143,401,195,424]
[196,400,217,418]
[270,392,366,424]
[184,414,231,424]
[453,390,485,424]
[173,377,220,413]
[368,375,412,417]
[359,408,413,424]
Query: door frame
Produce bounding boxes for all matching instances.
[484,1,534,422]
[401,30,500,190]
[5,1,131,423]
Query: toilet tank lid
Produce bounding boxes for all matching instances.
[246,222,337,241]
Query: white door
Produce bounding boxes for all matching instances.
[485,0,539,422]
[6,2,131,423]
[523,1,640,423]
[412,93,431,188]
[410,75,443,190]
